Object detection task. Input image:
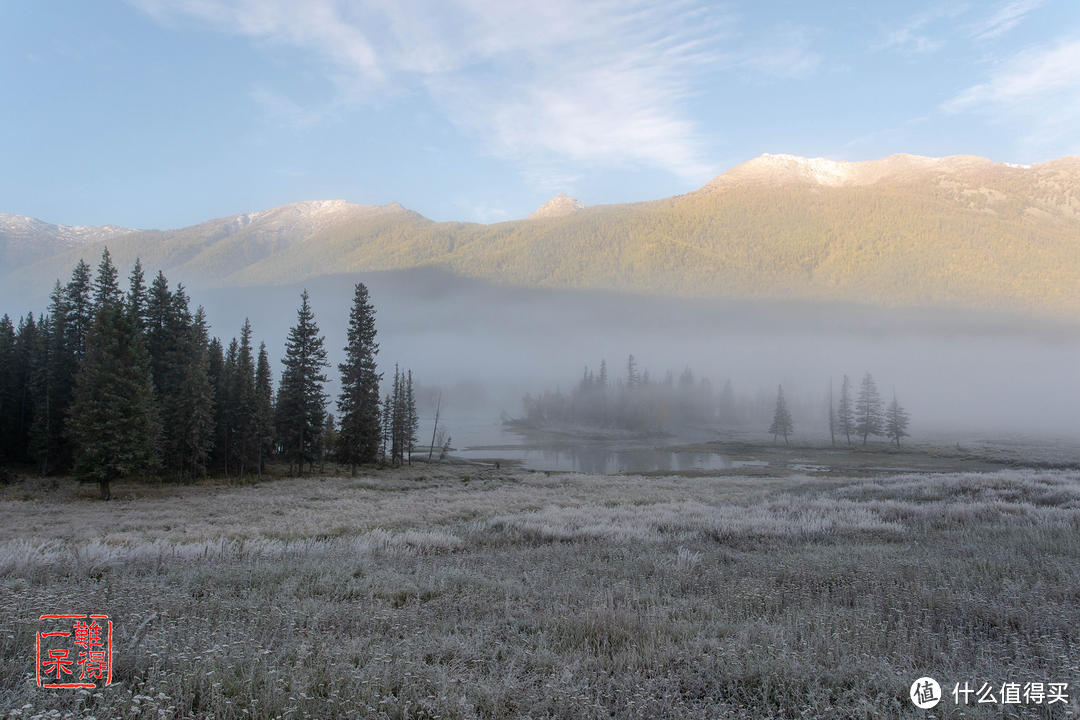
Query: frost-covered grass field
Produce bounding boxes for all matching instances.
[2,465,1079,719]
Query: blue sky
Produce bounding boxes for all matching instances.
[2,0,1079,229]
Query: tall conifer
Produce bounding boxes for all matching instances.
[254,341,275,480]
[0,316,15,463]
[32,282,75,473]
[275,291,329,476]
[405,369,418,464]
[69,303,156,499]
[229,320,258,477]
[92,248,121,310]
[127,259,147,331]
[337,283,382,474]
[66,260,94,362]
[8,315,39,463]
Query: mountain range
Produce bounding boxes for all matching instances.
[2,152,1079,319]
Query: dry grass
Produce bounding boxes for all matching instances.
[2,466,1079,719]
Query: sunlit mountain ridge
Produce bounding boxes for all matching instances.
[3,153,1079,318]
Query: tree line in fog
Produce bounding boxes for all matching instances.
[517,356,718,432]
[518,356,911,445]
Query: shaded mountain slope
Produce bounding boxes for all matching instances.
[0,214,135,272]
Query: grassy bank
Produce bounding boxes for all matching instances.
[2,466,1079,719]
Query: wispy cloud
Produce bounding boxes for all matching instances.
[944,35,1080,154]
[872,4,969,55]
[128,0,751,183]
[248,85,327,129]
[968,0,1045,41]
[737,27,821,79]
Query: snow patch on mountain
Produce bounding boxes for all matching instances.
[528,194,586,220]
[696,152,1045,192]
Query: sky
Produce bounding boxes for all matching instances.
[2,0,1080,229]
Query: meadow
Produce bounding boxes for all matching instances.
[2,462,1079,719]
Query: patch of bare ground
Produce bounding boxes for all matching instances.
[2,465,1079,719]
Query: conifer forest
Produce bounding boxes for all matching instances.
[0,250,417,499]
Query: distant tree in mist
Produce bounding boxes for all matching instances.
[856,373,884,444]
[885,393,910,447]
[828,379,836,447]
[319,413,337,473]
[386,365,418,466]
[718,380,737,426]
[769,385,794,444]
[837,375,854,445]
[405,370,418,463]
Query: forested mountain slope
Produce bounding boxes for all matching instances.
[4,154,1079,318]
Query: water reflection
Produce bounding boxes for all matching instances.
[453,447,744,473]
[443,417,749,474]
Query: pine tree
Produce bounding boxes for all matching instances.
[180,306,215,480]
[885,393,910,447]
[320,413,337,473]
[27,314,53,472]
[381,391,392,464]
[220,337,239,476]
[28,262,97,474]
[718,380,737,426]
[336,283,382,475]
[229,320,258,478]
[65,259,94,362]
[405,369,418,464]
[31,283,74,474]
[127,258,147,331]
[389,366,403,466]
[69,303,156,500]
[828,379,836,447]
[769,384,794,443]
[254,341,275,480]
[144,272,175,389]
[206,336,226,469]
[275,291,329,476]
[837,375,854,445]
[0,315,15,463]
[856,373,884,444]
[144,274,213,480]
[8,315,40,463]
[92,248,122,311]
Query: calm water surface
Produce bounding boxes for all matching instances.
[443,417,755,474]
